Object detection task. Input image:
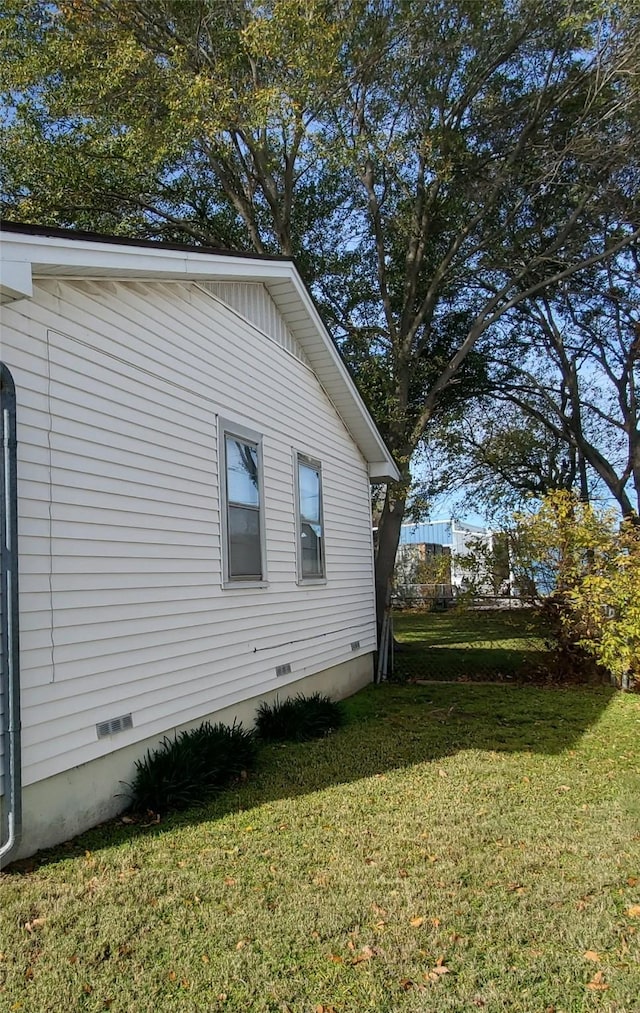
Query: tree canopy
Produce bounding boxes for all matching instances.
[2,0,639,613]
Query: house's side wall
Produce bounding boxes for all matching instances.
[1,278,377,800]
[17,654,372,858]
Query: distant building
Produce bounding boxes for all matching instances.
[395,518,497,605]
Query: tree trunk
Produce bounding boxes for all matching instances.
[374,477,410,634]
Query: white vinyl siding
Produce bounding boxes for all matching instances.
[199,281,310,366]
[1,277,377,788]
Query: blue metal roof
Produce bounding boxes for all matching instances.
[398,520,453,546]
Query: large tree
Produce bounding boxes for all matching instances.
[481,245,640,520]
[2,0,639,620]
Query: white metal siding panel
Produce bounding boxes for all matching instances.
[1,278,376,787]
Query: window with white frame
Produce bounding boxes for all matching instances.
[296,454,325,580]
[221,422,265,583]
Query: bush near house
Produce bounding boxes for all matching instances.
[128,721,257,813]
[128,694,345,814]
[255,692,345,742]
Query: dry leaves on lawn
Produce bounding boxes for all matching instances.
[586,971,609,991]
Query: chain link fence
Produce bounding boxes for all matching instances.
[382,598,552,683]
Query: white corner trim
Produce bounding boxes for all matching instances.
[0,260,33,303]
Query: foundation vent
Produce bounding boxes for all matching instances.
[351,640,361,651]
[275,663,292,677]
[96,713,133,739]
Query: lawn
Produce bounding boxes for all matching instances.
[393,607,552,682]
[1,682,639,1013]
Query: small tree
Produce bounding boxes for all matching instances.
[509,491,640,687]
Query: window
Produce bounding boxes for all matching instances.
[220,421,265,584]
[296,454,325,581]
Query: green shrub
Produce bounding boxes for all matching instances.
[507,491,640,689]
[255,692,345,742]
[128,720,257,813]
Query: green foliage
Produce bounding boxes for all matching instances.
[255,692,345,742]
[128,720,257,813]
[564,520,640,689]
[509,491,640,687]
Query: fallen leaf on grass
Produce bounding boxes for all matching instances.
[583,950,601,962]
[586,971,609,991]
[438,768,448,778]
[327,954,344,964]
[626,904,640,918]
[425,956,451,981]
[223,877,237,886]
[351,945,377,965]
[399,978,425,992]
[410,916,425,927]
[24,919,45,933]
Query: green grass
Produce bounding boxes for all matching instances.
[393,607,552,682]
[2,683,639,1012]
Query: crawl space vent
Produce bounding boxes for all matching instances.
[96,713,133,739]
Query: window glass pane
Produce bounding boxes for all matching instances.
[298,458,324,578]
[298,462,320,523]
[301,521,323,577]
[228,505,261,578]
[226,437,259,506]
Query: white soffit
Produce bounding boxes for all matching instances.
[0,227,399,482]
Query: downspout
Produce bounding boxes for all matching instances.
[0,363,21,868]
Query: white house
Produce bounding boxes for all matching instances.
[0,223,398,863]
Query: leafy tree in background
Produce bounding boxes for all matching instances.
[2,0,639,621]
[418,243,640,524]
[494,250,640,520]
[417,400,592,523]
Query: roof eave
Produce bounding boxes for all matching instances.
[0,226,400,482]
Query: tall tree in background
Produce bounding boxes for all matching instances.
[2,0,639,620]
[417,399,594,523]
[496,251,640,519]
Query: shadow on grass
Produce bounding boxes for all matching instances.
[6,680,616,875]
[392,608,552,680]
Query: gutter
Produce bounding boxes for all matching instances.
[0,363,22,868]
